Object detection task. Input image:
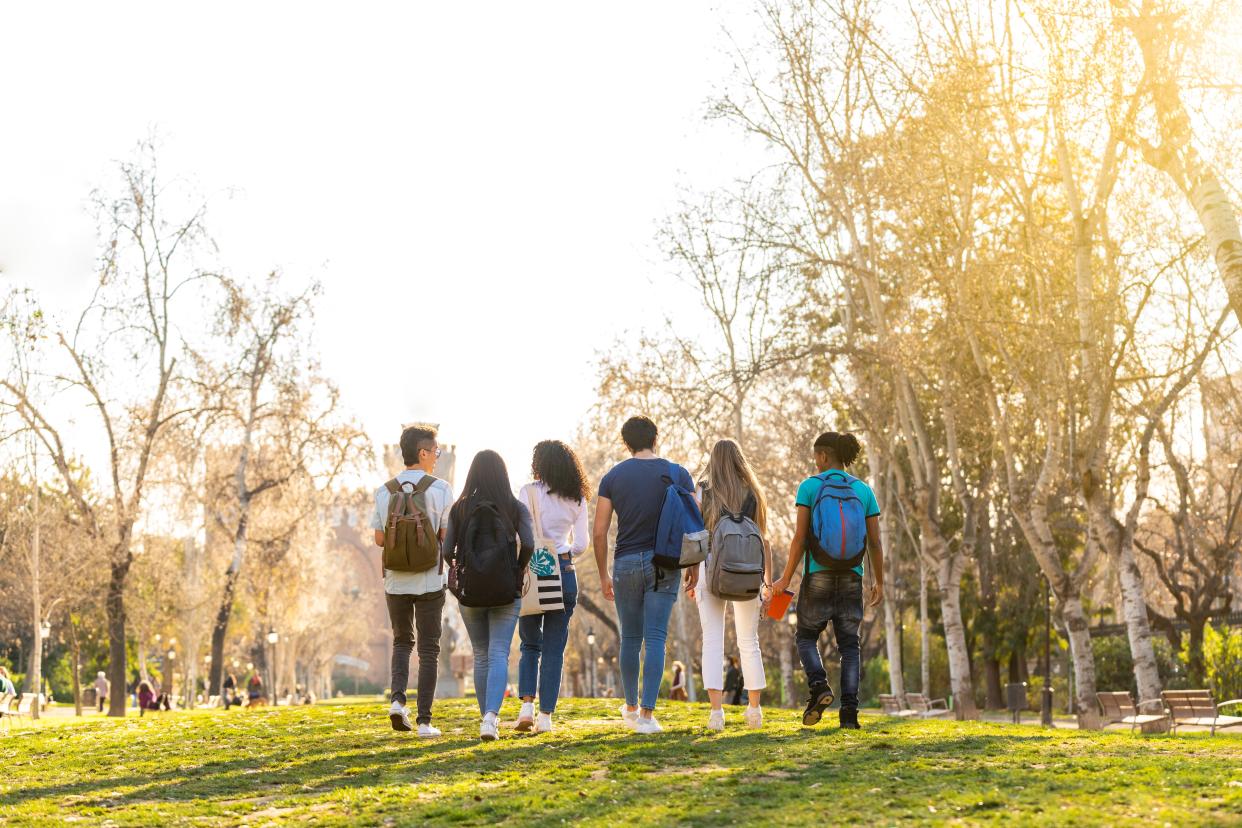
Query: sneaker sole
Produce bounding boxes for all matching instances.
[390,713,412,732]
[515,718,534,732]
[802,692,835,726]
[480,733,497,742]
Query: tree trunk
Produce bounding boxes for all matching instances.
[106,556,132,717]
[208,568,242,696]
[779,630,796,708]
[883,588,905,699]
[983,657,1003,710]
[70,617,83,716]
[673,597,696,702]
[936,561,979,719]
[919,562,930,696]
[1186,617,1207,687]
[28,469,42,720]
[1115,540,1162,703]
[1060,594,1100,729]
[879,500,905,698]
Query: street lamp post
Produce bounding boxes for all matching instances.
[1041,574,1054,727]
[167,648,177,701]
[267,630,279,702]
[586,630,596,698]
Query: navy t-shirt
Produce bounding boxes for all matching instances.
[598,457,693,558]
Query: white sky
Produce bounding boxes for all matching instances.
[0,1,769,486]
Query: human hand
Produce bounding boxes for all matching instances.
[601,577,615,602]
[867,582,884,608]
[772,576,790,595]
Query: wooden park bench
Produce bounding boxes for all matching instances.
[1096,691,1168,734]
[878,693,919,718]
[906,692,952,718]
[1162,689,1242,736]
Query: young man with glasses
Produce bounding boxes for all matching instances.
[370,424,453,736]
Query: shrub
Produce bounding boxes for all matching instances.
[1203,624,1242,700]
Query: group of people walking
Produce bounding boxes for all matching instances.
[373,417,884,741]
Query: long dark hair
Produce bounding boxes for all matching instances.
[532,440,590,504]
[454,450,518,523]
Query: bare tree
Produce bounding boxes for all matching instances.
[0,144,209,715]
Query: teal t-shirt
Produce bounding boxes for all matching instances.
[795,470,880,576]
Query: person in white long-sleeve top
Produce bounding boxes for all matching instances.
[689,439,772,731]
[514,440,591,734]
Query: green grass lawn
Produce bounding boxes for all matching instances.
[2,698,1241,826]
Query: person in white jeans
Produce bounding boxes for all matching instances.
[689,438,773,731]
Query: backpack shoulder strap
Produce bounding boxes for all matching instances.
[384,478,402,495]
[413,474,437,495]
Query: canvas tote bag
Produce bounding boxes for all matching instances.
[519,485,566,616]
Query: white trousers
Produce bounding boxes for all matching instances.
[695,563,767,692]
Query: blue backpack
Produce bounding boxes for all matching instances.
[806,472,868,572]
[653,462,710,570]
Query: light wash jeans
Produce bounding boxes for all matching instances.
[460,598,521,717]
[518,560,578,714]
[613,549,679,711]
[695,559,766,694]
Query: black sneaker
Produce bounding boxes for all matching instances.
[839,708,860,729]
[802,684,836,726]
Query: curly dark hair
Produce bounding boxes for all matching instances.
[531,440,590,504]
[814,431,862,467]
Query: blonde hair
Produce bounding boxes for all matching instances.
[702,439,768,534]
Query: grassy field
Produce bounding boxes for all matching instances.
[2,697,1241,826]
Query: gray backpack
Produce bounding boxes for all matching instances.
[706,494,766,601]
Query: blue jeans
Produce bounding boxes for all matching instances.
[460,599,521,717]
[795,571,863,711]
[613,549,679,711]
[518,560,578,714]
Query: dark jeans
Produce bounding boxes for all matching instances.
[518,560,578,714]
[386,588,445,724]
[795,571,863,711]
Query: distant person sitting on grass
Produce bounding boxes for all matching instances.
[94,671,110,712]
[0,666,15,697]
[137,680,171,715]
[772,431,885,730]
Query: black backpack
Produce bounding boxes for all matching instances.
[448,499,521,608]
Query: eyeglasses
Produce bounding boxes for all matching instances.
[421,446,442,459]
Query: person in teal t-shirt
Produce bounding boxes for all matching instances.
[794,472,880,578]
[773,430,886,731]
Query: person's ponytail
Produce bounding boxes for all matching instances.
[814,431,862,467]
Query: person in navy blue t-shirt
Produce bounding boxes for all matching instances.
[593,415,698,735]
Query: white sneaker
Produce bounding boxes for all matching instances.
[707,709,725,732]
[634,715,663,735]
[417,722,442,738]
[515,701,535,732]
[480,716,498,741]
[388,701,412,732]
[619,703,639,728]
[535,712,553,733]
[744,706,763,729]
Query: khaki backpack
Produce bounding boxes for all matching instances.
[382,475,441,573]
